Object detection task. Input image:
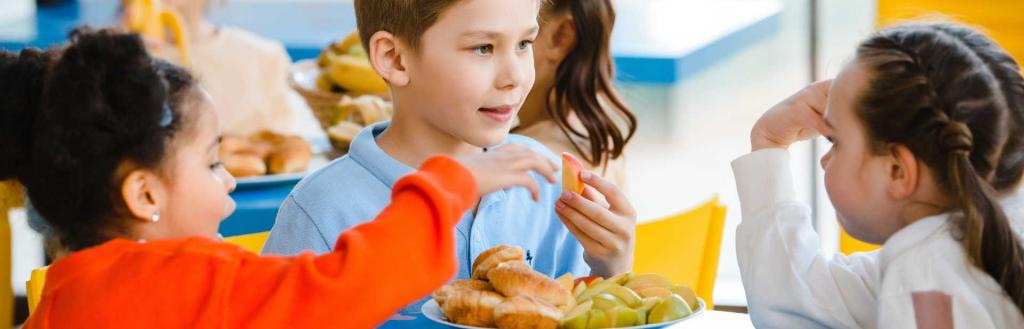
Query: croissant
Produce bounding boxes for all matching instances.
[472,245,525,280]
[439,288,505,327]
[487,262,574,311]
[433,279,494,307]
[493,295,562,329]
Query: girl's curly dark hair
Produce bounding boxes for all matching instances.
[0,27,198,251]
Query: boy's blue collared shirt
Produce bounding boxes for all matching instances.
[262,121,589,310]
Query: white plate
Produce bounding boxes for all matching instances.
[290,59,322,92]
[232,155,331,190]
[421,298,705,329]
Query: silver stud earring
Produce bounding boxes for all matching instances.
[151,210,160,223]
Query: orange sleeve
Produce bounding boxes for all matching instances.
[224,155,476,328]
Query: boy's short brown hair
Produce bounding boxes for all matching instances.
[354,0,463,52]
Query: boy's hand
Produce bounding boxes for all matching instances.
[556,170,637,278]
[750,80,832,151]
[456,144,558,201]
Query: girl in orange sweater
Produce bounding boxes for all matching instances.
[4,28,558,328]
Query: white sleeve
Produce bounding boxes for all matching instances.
[732,149,881,329]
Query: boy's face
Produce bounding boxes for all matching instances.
[401,0,540,147]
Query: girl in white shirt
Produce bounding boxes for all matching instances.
[733,22,1024,328]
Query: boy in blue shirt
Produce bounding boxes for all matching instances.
[264,0,637,310]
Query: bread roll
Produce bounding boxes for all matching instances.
[267,137,312,174]
[433,279,494,307]
[472,245,525,280]
[493,295,562,329]
[223,154,267,177]
[487,262,573,310]
[439,288,505,327]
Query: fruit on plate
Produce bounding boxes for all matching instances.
[562,152,584,194]
[556,273,574,293]
[566,272,700,327]
[317,32,388,94]
[634,286,672,299]
[433,248,700,329]
[603,286,642,308]
[671,285,700,311]
[606,306,640,327]
[573,275,601,287]
[624,273,673,290]
[585,309,610,329]
[561,300,593,329]
[647,294,692,324]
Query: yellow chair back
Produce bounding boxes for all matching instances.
[26,266,48,314]
[839,228,880,255]
[878,0,1024,62]
[1,180,23,324]
[633,197,727,309]
[224,231,271,254]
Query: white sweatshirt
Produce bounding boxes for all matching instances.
[732,149,1024,329]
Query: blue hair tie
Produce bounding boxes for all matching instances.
[159,103,174,128]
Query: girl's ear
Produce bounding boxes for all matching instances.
[121,170,165,223]
[368,31,410,87]
[539,13,576,63]
[885,144,920,200]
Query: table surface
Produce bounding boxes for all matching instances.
[0,0,780,84]
[378,309,753,329]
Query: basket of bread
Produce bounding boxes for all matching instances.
[290,32,394,152]
[424,246,704,329]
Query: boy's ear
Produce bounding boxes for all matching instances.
[885,144,919,200]
[121,170,164,223]
[368,31,410,87]
[540,13,576,63]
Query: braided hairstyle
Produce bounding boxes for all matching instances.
[0,27,198,251]
[856,22,1024,313]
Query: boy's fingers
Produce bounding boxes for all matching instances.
[559,193,622,239]
[519,176,541,201]
[556,200,613,248]
[582,185,610,209]
[512,153,557,183]
[557,212,604,253]
[532,154,559,183]
[580,171,635,218]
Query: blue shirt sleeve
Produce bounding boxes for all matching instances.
[261,195,332,255]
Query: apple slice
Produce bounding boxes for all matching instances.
[648,294,693,324]
[556,273,574,293]
[561,300,592,329]
[574,275,601,287]
[671,284,700,311]
[562,152,584,194]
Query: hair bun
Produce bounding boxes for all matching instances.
[0,48,52,180]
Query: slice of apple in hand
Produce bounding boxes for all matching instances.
[562,152,585,194]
